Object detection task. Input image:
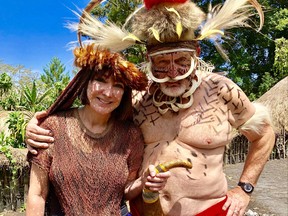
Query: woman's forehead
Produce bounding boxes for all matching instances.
[93,73,124,84]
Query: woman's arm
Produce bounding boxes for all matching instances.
[26,164,49,216]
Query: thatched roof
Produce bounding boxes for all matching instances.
[0,111,10,136]
[256,76,288,133]
[0,147,28,168]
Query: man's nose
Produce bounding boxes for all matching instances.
[167,65,179,78]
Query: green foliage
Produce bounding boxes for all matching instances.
[92,0,145,63]
[40,57,70,106]
[5,112,27,148]
[0,111,26,164]
[0,132,15,164]
[0,72,16,110]
[0,72,12,96]
[269,8,288,32]
[0,63,37,111]
[21,81,52,112]
[273,38,288,79]
[92,0,142,25]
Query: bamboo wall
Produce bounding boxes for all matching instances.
[224,131,287,164]
[0,166,29,212]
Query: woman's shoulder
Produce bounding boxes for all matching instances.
[41,108,77,127]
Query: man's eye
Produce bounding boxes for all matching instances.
[176,59,190,67]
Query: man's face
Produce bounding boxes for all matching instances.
[150,51,194,97]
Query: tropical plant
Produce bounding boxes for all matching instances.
[4,112,27,148]
[21,81,52,112]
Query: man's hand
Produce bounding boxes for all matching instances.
[144,165,171,191]
[222,187,250,216]
[25,111,54,155]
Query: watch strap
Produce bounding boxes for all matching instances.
[238,181,254,194]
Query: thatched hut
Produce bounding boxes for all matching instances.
[225,77,288,163]
[256,76,288,134]
[256,76,288,159]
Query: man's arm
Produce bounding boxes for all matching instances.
[223,103,275,216]
[25,111,54,154]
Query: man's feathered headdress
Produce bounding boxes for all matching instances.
[68,0,264,56]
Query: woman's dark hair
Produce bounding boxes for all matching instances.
[79,67,133,121]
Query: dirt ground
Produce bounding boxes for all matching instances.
[1,159,287,216]
[225,158,288,216]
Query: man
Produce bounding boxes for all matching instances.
[26,0,275,215]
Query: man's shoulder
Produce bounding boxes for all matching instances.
[201,72,238,87]
[132,89,149,105]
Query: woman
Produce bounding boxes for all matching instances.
[26,45,170,215]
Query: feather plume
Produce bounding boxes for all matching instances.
[67,10,138,52]
[214,41,230,62]
[199,0,264,40]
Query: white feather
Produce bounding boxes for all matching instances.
[239,103,272,134]
[66,10,137,52]
[200,0,264,40]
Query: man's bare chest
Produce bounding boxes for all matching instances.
[134,88,235,148]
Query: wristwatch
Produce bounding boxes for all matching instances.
[238,182,254,194]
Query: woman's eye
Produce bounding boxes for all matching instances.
[94,78,106,83]
[114,83,124,89]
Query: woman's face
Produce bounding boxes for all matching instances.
[86,75,124,115]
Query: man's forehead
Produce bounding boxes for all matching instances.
[148,48,196,57]
[150,50,195,62]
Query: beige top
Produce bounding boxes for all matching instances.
[28,108,144,216]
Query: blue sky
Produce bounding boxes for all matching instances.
[0,0,90,75]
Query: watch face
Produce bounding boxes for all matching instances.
[238,182,254,193]
[244,183,253,193]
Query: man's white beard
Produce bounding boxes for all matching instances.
[159,79,190,97]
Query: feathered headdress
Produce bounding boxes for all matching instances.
[66,0,148,91]
[73,44,148,91]
[68,0,264,57]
